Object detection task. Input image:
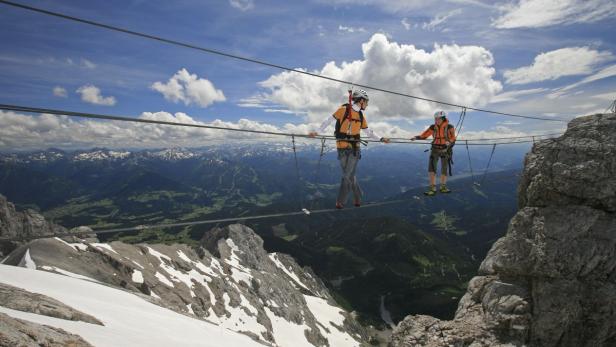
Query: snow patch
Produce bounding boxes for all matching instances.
[269,253,310,291]
[220,293,267,338]
[132,270,144,284]
[0,265,263,347]
[304,295,361,347]
[39,266,100,283]
[264,307,313,347]
[54,237,88,251]
[18,249,37,269]
[131,260,145,269]
[92,243,118,254]
[177,250,192,263]
[224,239,253,285]
[154,271,174,287]
[147,246,171,262]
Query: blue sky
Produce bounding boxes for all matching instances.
[0,0,615,149]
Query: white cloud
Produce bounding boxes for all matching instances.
[151,69,226,108]
[591,91,616,101]
[447,0,492,9]
[81,59,96,69]
[229,0,254,11]
[0,109,421,150]
[422,9,462,31]
[490,88,548,103]
[548,63,616,99]
[320,0,434,12]
[52,86,67,98]
[460,126,554,140]
[256,33,502,123]
[493,0,616,29]
[76,85,117,106]
[338,25,367,33]
[0,110,310,150]
[401,18,411,30]
[503,47,614,84]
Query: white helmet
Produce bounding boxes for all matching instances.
[434,111,447,119]
[352,89,369,101]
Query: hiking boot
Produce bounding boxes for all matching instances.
[440,185,451,193]
[335,202,344,209]
[424,186,437,196]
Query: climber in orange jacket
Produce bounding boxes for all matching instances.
[412,111,456,196]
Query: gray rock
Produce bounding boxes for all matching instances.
[0,283,102,325]
[0,312,93,347]
[390,113,616,346]
[0,194,95,257]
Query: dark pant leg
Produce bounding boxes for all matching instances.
[337,149,360,204]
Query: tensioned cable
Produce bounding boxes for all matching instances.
[0,171,521,242]
[390,132,563,142]
[0,104,559,146]
[0,0,567,123]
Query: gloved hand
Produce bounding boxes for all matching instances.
[411,136,421,141]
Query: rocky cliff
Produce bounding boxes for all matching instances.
[390,113,616,346]
[0,194,68,257]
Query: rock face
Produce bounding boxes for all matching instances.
[0,283,102,325]
[390,113,616,347]
[3,223,366,346]
[0,194,70,257]
[0,312,93,347]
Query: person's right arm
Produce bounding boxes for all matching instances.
[411,127,433,140]
[309,108,343,137]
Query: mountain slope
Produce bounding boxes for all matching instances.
[2,223,366,346]
[0,265,267,347]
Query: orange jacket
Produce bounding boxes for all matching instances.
[333,105,368,149]
[418,119,456,145]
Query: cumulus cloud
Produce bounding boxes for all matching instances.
[76,85,117,106]
[493,0,616,29]
[256,33,502,123]
[422,9,462,31]
[151,69,226,108]
[53,86,67,98]
[229,0,254,11]
[503,47,614,85]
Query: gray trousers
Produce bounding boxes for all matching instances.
[337,148,362,204]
